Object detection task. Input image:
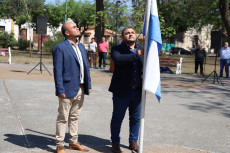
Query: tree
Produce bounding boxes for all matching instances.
[130,0,145,34]
[95,0,105,43]
[0,0,46,53]
[45,4,64,34]
[130,0,176,40]
[1,0,45,29]
[104,0,129,44]
[65,0,96,40]
[219,0,230,42]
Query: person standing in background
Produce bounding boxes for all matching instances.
[193,44,206,76]
[219,42,230,78]
[88,38,98,67]
[88,38,97,53]
[98,36,109,69]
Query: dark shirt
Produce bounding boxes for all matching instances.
[109,41,143,96]
[194,49,206,61]
[130,47,141,87]
[121,41,142,87]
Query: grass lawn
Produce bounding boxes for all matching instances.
[0,50,225,77]
[162,54,222,76]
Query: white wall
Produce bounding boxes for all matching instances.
[175,25,214,53]
[0,19,11,33]
[0,19,20,41]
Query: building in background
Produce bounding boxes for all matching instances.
[2,19,224,54]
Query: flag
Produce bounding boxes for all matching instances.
[142,0,162,101]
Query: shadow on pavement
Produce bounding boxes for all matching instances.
[161,74,230,118]
[10,70,27,73]
[4,129,125,153]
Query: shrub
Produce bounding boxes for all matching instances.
[18,39,33,50]
[0,31,17,48]
[43,32,63,53]
[109,41,116,49]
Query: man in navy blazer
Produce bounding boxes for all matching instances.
[53,21,91,153]
[109,27,144,153]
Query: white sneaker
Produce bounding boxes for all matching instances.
[193,73,197,76]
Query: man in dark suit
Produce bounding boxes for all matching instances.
[52,21,91,153]
[109,27,144,153]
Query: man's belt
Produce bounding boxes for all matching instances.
[80,84,84,87]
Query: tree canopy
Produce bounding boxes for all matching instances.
[1,0,230,41]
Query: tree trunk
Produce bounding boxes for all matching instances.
[219,0,230,42]
[95,0,104,44]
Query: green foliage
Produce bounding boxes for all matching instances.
[158,0,224,34]
[45,4,64,30]
[0,1,8,18]
[18,39,32,50]
[43,32,63,53]
[0,0,24,20]
[109,41,116,49]
[0,0,45,27]
[66,0,96,29]
[103,1,129,33]
[130,0,176,38]
[159,14,176,38]
[130,0,146,34]
[0,31,17,48]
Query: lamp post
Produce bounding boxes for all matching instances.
[114,0,121,45]
[64,0,68,23]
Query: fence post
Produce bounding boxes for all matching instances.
[8,47,11,64]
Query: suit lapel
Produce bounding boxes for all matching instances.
[64,40,80,64]
[78,43,88,67]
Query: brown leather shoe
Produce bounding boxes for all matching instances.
[69,142,89,152]
[111,142,122,153]
[129,141,138,152]
[56,145,66,153]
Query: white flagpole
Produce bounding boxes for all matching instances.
[138,0,151,153]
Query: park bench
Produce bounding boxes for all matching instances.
[0,47,12,64]
[159,57,183,74]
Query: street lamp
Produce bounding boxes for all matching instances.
[64,0,68,23]
[114,0,122,45]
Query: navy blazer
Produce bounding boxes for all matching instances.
[52,40,91,98]
[109,42,143,96]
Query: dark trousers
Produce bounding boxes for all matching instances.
[98,52,106,68]
[195,60,204,74]
[110,89,142,143]
[220,59,229,77]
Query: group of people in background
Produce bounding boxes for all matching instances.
[194,42,230,78]
[88,36,109,69]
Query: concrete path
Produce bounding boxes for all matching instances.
[0,63,230,153]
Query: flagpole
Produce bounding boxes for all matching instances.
[139,0,151,153]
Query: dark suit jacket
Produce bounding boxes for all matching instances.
[109,42,143,96]
[52,39,91,98]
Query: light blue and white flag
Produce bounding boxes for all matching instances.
[142,0,162,101]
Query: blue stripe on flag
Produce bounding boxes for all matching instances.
[142,0,162,102]
[155,80,161,101]
[149,14,162,51]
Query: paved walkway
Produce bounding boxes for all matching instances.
[0,63,230,153]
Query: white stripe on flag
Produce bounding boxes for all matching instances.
[142,0,162,101]
[143,40,161,100]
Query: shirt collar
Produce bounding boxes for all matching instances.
[67,39,78,46]
[121,41,138,49]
